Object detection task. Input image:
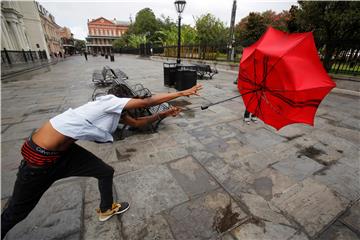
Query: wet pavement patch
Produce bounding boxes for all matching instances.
[213,202,240,233]
[298,146,325,159]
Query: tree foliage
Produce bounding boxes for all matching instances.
[195,13,228,46]
[235,10,290,46]
[132,8,160,40]
[288,1,360,70]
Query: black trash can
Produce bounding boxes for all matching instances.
[175,69,197,91]
[110,55,115,62]
[163,62,177,87]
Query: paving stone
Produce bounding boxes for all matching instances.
[339,200,360,234]
[230,221,299,240]
[2,55,359,240]
[317,221,360,240]
[207,123,244,139]
[165,189,247,240]
[1,170,17,199]
[167,156,219,197]
[215,137,257,165]
[1,140,23,171]
[313,161,360,201]
[276,125,311,140]
[6,181,83,240]
[237,128,287,151]
[309,129,359,160]
[271,178,347,237]
[272,155,323,181]
[195,153,252,193]
[1,119,45,142]
[121,214,175,240]
[237,192,292,226]
[113,165,188,226]
[83,200,122,240]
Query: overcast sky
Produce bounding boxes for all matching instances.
[38,0,297,40]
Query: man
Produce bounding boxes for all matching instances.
[84,51,88,61]
[1,84,202,239]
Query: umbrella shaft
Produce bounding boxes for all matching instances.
[200,90,255,110]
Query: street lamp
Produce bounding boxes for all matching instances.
[174,0,186,64]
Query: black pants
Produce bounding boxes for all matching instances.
[1,143,114,239]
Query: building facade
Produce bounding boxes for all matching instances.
[86,17,129,54]
[1,1,31,51]
[36,2,63,56]
[60,27,75,55]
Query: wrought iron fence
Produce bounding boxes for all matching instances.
[328,48,360,76]
[1,48,48,66]
[114,44,359,76]
[153,45,243,63]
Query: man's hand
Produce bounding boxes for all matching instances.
[180,84,203,97]
[161,106,182,118]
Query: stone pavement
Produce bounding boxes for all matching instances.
[1,55,359,240]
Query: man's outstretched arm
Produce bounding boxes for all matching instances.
[121,106,181,128]
[124,84,202,110]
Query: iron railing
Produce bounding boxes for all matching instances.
[328,48,360,76]
[112,44,360,76]
[1,48,48,66]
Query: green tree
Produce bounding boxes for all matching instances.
[235,10,290,47]
[133,8,160,42]
[235,12,266,46]
[127,34,146,48]
[74,39,86,52]
[112,38,127,49]
[290,1,360,71]
[195,13,228,46]
[156,24,198,46]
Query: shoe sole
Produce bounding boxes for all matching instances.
[99,203,130,222]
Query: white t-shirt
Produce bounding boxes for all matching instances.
[50,95,131,142]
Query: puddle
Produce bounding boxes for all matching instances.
[213,203,240,233]
[298,146,326,159]
[115,148,130,161]
[253,177,273,201]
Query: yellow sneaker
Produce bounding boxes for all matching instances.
[96,202,130,222]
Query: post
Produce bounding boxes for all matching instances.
[22,49,27,62]
[29,49,34,62]
[177,15,181,64]
[227,0,237,61]
[3,48,11,65]
[43,50,47,60]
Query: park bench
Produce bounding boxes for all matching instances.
[112,68,129,80]
[90,69,170,139]
[193,63,218,79]
[92,66,116,86]
[108,78,171,139]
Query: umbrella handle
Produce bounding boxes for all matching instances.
[200,90,256,110]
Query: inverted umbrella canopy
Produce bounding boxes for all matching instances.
[238,27,336,130]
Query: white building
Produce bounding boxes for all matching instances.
[1,1,49,57]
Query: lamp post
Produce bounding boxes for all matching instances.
[174,0,186,64]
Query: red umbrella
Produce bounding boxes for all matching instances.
[237,27,336,130]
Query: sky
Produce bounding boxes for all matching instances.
[38,0,297,40]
